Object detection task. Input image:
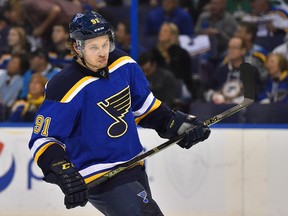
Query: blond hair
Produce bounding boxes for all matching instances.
[163,22,180,45]
[30,73,48,88]
[267,53,288,72]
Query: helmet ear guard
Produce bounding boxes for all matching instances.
[76,40,83,50]
[69,11,115,52]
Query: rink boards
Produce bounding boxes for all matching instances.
[0,124,288,216]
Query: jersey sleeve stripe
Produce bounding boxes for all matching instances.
[132,92,155,117]
[31,137,59,154]
[134,99,161,124]
[108,56,136,73]
[31,137,65,157]
[60,76,98,103]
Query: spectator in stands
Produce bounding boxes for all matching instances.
[81,0,106,11]
[0,26,29,69]
[0,53,29,120]
[205,37,262,104]
[0,12,9,56]
[273,36,288,59]
[2,0,30,30]
[115,20,146,58]
[2,0,41,51]
[145,0,194,36]
[194,0,237,60]
[19,49,60,99]
[258,53,288,103]
[105,0,124,6]
[241,0,288,37]
[226,0,250,19]
[48,23,73,68]
[8,73,47,122]
[234,21,268,81]
[138,51,179,107]
[180,0,210,24]
[7,26,29,54]
[6,0,83,47]
[146,0,159,7]
[150,22,197,98]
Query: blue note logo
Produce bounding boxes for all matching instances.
[0,142,16,192]
[97,86,131,138]
[137,190,149,203]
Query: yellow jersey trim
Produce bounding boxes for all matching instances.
[60,76,93,102]
[108,56,134,71]
[84,161,145,184]
[135,99,162,125]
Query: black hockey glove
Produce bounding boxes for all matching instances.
[159,110,211,149]
[44,159,89,209]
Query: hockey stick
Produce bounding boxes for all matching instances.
[87,63,256,189]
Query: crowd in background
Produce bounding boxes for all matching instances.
[0,0,288,123]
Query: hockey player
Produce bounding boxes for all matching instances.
[28,11,210,215]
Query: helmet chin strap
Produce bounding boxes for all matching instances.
[79,50,95,70]
[76,49,109,78]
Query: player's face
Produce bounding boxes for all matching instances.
[83,35,110,70]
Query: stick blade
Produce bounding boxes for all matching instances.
[240,63,256,100]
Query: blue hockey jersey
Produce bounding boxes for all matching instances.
[28,49,162,184]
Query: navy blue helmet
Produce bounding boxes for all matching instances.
[69,11,115,51]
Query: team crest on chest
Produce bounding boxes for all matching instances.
[97,86,131,138]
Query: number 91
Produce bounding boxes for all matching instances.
[34,115,51,136]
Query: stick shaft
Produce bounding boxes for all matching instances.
[87,98,254,189]
[203,98,254,126]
